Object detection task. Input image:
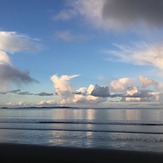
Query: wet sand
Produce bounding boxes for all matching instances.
[0,143,163,163]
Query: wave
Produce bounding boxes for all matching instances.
[0,120,163,126]
[0,127,163,134]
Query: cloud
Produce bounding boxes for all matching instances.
[9,89,21,94]
[69,0,163,30]
[105,43,163,70]
[73,84,101,103]
[5,101,27,107]
[110,77,134,93]
[0,31,40,90]
[91,84,110,97]
[139,76,159,87]
[0,51,12,66]
[53,9,77,21]
[37,100,56,106]
[0,51,37,90]
[109,77,161,102]
[50,74,163,106]
[0,89,53,97]
[125,87,154,102]
[72,0,106,29]
[51,74,79,104]
[103,0,163,29]
[0,31,40,53]
[35,92,53,96]
[54,30,90,42]
[50,74,104,105]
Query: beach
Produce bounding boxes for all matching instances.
[0,143,163,163]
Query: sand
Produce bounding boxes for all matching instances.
[0,143,163,163]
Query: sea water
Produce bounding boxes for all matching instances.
[0,107,163,152]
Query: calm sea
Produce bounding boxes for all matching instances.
[0,107,163,152]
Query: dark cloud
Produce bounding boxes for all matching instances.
[36,92,53,96]
[126,90,152,98]
[3,89,54,97]
[91,84,110,97]
[9,89,21,94]
[103,0,163,28]
[0,64,38,86]
[0,91,7,95]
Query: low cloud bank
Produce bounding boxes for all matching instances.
[50,74,163,106]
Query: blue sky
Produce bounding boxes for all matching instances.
[0,0,163,108]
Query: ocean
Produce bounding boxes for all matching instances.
[0,107,163,152]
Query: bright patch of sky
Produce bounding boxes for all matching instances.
[0,0,163,108]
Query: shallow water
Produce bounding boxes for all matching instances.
[0,107,163,152]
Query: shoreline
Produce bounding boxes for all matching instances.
[0,143,163,163]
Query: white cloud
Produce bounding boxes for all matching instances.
[0,51,12,66]
[50,75,104,105]
[0,31,40,53]
[55,30,89,42]
[110,77,134,93]
[72,0,105,28]
[106,43,163,70]
[5,101,27,107]
[50,74,163,106]
[55,31,74,42]
[38,100,56,106]
[53,9,77,21]
[139,76,159,87]
[87,84,95,95]
[51,74,79,105]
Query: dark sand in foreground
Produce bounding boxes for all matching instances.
[0,143,163,163]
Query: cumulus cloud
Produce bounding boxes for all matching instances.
[125,86,153,102]
[0,51,12,66]
[73,84,101,103]
[106,43,163,70]
[109,77,162,102]
[51,74,79,104]
[110,77,134,93]
[68,0,163,30]
[50,74,163,106]
[91,84,110,97]
[50,74,105,105]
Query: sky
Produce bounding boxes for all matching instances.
[0,0,163,108]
